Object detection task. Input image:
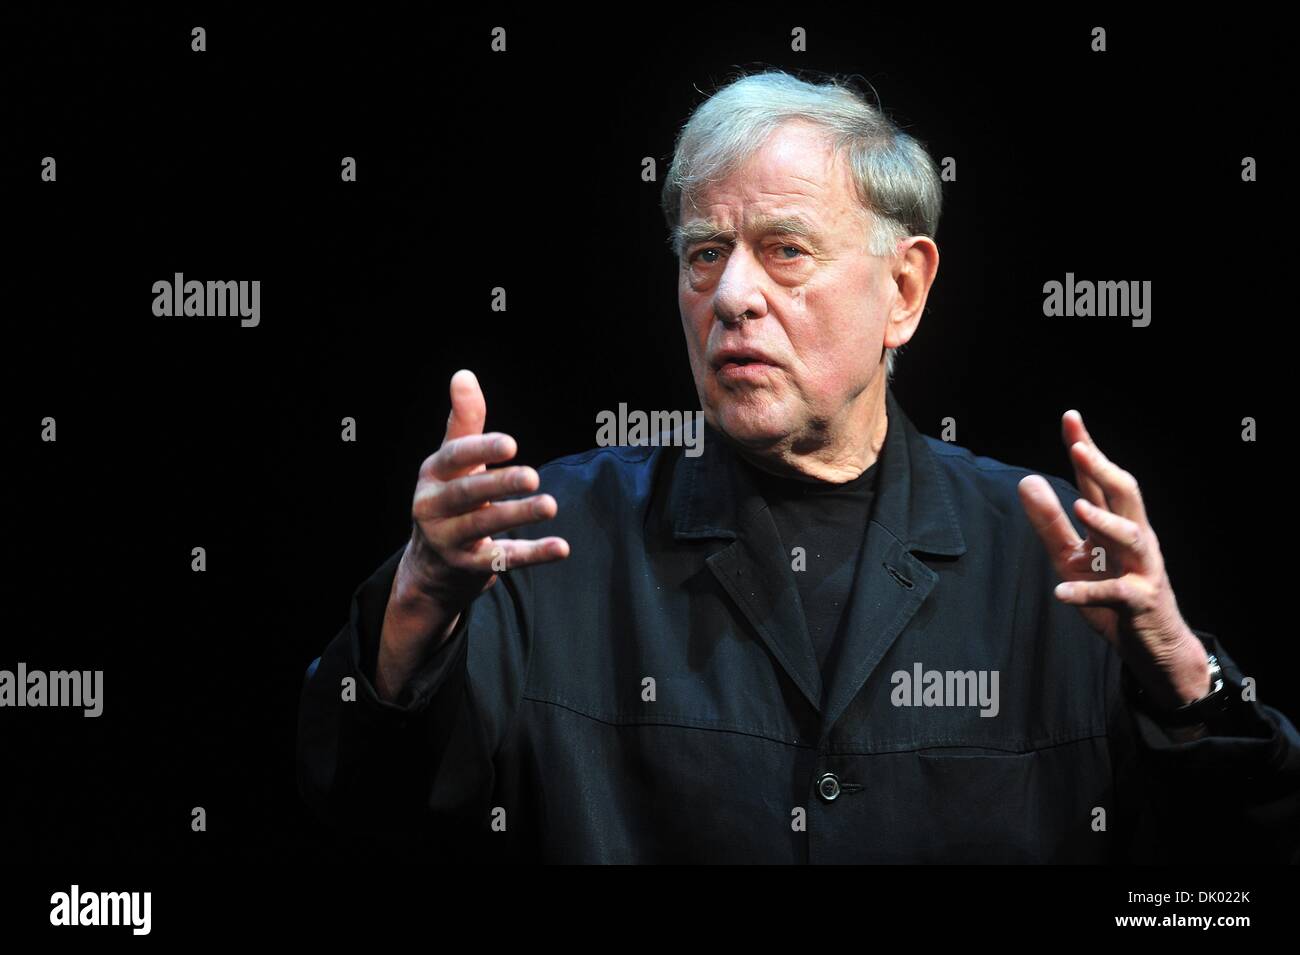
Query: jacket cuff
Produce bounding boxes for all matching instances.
[347,545,470,725]
[1125,629,1285,765]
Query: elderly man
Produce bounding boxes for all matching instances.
[297,70,1299,863]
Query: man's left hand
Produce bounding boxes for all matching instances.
[1017,410,1211,711]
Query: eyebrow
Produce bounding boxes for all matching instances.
[671,214,823,256]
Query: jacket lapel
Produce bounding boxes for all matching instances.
[818,388,967,735]
[668,421,824,714]
[665,387,967,727]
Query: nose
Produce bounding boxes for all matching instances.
[712,247,769,326]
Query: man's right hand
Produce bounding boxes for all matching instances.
[375,369,570,702]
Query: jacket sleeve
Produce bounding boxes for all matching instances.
[295,538,532,858]
[1106,627,1300,863]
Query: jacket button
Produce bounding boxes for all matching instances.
[816,772,841,802]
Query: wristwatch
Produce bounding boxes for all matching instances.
[1125,652,1232,727]
[1123,649,1232,732]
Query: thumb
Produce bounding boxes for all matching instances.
[444,368,487,444]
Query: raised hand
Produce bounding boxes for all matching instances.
[376,369,570,701]
[1017,410,1210,710]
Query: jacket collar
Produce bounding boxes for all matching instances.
[669,387,967,559]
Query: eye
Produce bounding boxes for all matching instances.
[689,248,722,265]
[776,245,805,260]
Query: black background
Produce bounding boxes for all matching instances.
[2,5,1292,931]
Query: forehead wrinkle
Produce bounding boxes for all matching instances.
[774,172,827,193]
[677,158,853,253]
[678,210,825,246]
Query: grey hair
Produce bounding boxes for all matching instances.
[661,69,943,380]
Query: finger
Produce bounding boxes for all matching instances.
[413,466,539,521]
[1017,474,1084,576]
[1053,575,1144,612]
[430,432,518,479]
[1062,410,1107,509]
[468,536,571,573]
[437,494,558,547]
[1071,497,1156,573]
[444,369,488,445]
[1061,548,1115,578]
[1068,438,1148,526]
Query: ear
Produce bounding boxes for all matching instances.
[884,236,939,351]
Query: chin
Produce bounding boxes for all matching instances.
[710,401,792,450]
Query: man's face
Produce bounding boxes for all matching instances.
[677,120,897,456]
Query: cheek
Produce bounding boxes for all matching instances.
[792,289,881,386]
[682,286,715,336]
[679,300,713,372]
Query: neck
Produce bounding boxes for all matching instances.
[732,381,889,484]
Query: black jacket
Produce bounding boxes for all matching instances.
[297,388,1300,862]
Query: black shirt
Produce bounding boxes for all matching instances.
[743,449,881,679]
